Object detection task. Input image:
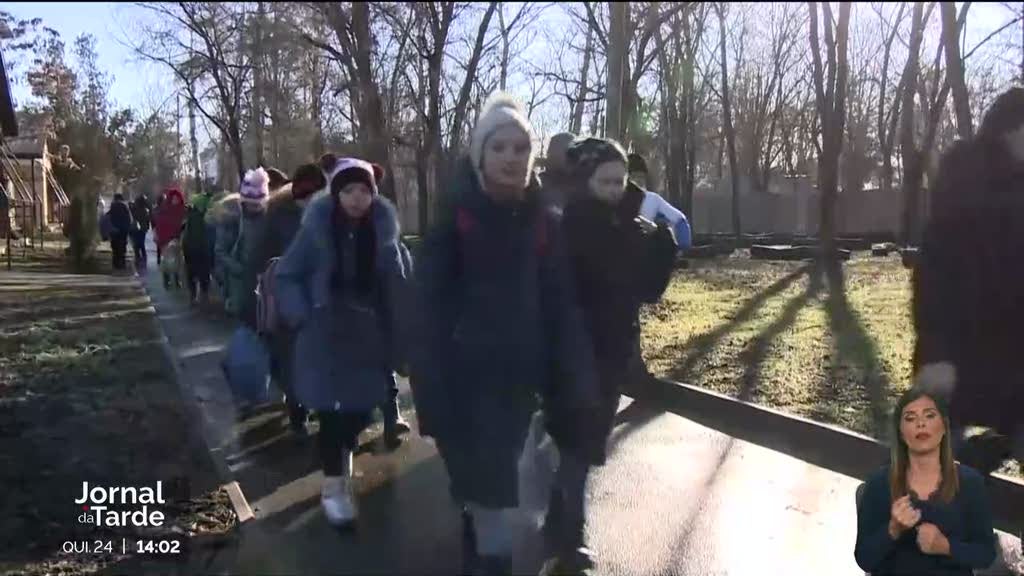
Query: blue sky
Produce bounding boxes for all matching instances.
[1,2,173,113]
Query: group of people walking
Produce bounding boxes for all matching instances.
[103,86,1021,576]
[132,91,683,575]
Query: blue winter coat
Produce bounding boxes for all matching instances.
[273,193,411,413]
[410,159,597,508]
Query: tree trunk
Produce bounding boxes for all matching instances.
[809,1,851,258]
[940,1,972,140]
[251,2,265,166]
[448,2,498,160]
[351,2,395,203]
[498,6,509,91]
[900,2,925,246]
[310,48,325,157]
[188,92,201,193]
[716,3,740,236]
[876,5,905,197]
[571,26,594,134]
[416,138,429,236]
[606,1,628,141]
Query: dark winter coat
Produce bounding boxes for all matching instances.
[252,186,305,280]
[251,186,308,378]
[552,182,677,464]
[274,193,411,413]
[107,199,133,237]
[410,159,597,508]
[913,138,1024,435]
[154,189,186,249]
[130,197,151,232]
[226,211,269,327]
[539,168,575,213]
[181,205,211,275]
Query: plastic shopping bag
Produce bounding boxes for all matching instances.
[516,410,560,526]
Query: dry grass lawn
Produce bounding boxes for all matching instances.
[642,254,917,440]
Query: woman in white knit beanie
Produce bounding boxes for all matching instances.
[468,91,538,201]
[410,91,598,574]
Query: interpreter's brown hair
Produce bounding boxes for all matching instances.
[889,388,959,504]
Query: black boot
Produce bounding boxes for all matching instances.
[286,396,309,438]
[461,509,479,573]
[539,547,595,576]
[382,396,410,448]
[542,487,563,556]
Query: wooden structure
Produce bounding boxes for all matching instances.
[0,44,18,268]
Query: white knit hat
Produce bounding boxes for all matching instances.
[239,167,270,205]
[470,91,536,188]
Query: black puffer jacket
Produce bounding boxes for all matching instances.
[913,138,1024,434]
[552,182,677,464]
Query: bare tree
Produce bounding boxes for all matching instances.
[572,26,595,134]
[446,2,499,160]
[306,3,397,201]
[605,2,628,141]
[715,2,741,236]
[873,2,908,197]
[808,1,852,257]
[133,2,252,182]
[899,2,972,244]
[940,1,972,139]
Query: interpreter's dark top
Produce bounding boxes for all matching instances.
[854,465,996,576]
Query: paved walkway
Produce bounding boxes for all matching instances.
[138,237,1021,576]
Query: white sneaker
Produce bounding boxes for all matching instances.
[321,476,357,527]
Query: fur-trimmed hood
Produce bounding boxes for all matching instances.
[206,192,241,226]
[300,189,401,248]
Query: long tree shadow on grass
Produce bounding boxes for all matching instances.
[820,262,893,438]
[663,263,815,384]
[737,264,825,402]
[617,264,816,455]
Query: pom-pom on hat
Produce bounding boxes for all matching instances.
[239,167,270,205]
[327,157,385,196]
[470,91,536,187]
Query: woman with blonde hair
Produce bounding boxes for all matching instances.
[854,388,996,575]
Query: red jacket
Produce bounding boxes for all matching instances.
[154,188,187,248]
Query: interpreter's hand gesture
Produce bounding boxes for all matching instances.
[888,495,921,539]
[916,522,950,555]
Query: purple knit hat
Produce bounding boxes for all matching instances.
[239,167,270,205]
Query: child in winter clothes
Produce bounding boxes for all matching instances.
[181,199,212,305]
[542,138,677,574]
[410,92,596,574]
[209,192,240,305]
[154,188,186,265]
[251,164,324,435]
[274,157,412,529]
[160,238,184,289]
[219,169,270,321]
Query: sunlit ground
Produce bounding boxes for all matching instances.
[642,253,1018,477]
